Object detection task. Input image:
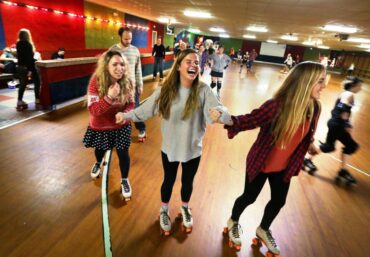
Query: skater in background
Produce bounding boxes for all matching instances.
[209,45,232,97]
[152,38,166,81]
[239,51,250,73]
[248,49,258,72]
[15,28,41,111]
[110,26,147,142]
[303,77,362,184]
[281,53,294,73]
[210,61,326,255]
[51,47,65,59]
[198,44,209,76]
[83,50,135,200]
[115,49,221,235]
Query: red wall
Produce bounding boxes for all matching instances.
[1,0,85,55]
[242,40,261,53]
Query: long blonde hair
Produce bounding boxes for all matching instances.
[272,61,325,147]
[18,28,35,52]
[156,48,200,120]
[92,50,132,104]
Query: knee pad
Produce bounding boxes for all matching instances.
[319,143,335,153]
[343,142,359,155]
[210,81,216,88]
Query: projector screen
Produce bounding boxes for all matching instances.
[260,42,286,57]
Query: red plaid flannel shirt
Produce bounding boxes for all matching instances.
[225,99,320,183]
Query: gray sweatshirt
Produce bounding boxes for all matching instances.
[124,82,220,162]
[209,53,232,73]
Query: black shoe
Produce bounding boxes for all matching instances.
[337,169,357,185]
[303,158,317,174]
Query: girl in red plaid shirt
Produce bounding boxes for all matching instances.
[210,61,326,256]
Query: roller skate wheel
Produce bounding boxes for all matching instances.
[266,251,280,257]
[124,197,131,202]
[223,227,228,234]
[228,240,241,251]
[181,225,192,233]
[160,229,170,236]
[252,238,262,247]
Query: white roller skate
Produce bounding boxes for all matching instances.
[90,162,101,179]
[179,206,193,233]
[138,130,146,142]
[159,206,171,236]
[120,179,132,201]
[252,226,280,257]
[223,218,242,251]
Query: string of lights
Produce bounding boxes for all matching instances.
[0,0,150,30]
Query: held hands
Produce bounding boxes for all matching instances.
[115,112,126,124]
[208,106,233,125]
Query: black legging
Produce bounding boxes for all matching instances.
[231,171,290,230]
[320,125,359,155]
[95,148,130,178]
[17,66,40,101]
[161,152,201,203]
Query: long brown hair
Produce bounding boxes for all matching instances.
[156,49,200,120]
[18,28,35,52]
[272,61,325,147]
[91,50,132,104]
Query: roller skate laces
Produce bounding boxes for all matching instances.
[224,218,242,250]
[121,179,132,201]
[255,226,280,256]
[180,206,193,233]
[159,207,171,236]
[90,162,101,179]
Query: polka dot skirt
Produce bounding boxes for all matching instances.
[83,125,131,150]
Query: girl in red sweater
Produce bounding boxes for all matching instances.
[83,50,134,200]
[210,61,326,256]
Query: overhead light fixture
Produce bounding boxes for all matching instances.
[347,37,370,43]
[210,27,225,33]
[188,28,201,34]
[266,40,278,43]
[243,34,256,39]
[366,49,370,52]
[358,44,370,48]
[157,17,177,24]
[322,24,357,33]
[247,26,268,32]
[318,45,330,49]
[219,33,230,38]
[184,10,211,18]
[303,40,315,46]
[281,35,298,41]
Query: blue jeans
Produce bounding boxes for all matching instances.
[134,89,146,132]
[153,57,164,78]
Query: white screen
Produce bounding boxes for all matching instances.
[260,42,286,57]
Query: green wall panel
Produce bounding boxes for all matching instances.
[163,33,174,49]
[303,47,331,61]
[84,2,125,49]
[219,38,243,54]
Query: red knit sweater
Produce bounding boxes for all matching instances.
[87,76,134,131]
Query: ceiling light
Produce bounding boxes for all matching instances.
[157,17,177,24]
[247,26,268,32]
[266,40,278,43]
[303,40,315,46]
[347,37,370,43]
[188,28,201,34]
[184,10,211,18]
[366,49,370,52]
[358,44,370,48]
[219,33,230,38]
[210,27,225,33]
[243,34,256,39]
[322,24,357,33]
[281,35,298,41]
[318,45,330,49]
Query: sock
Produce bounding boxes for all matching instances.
[182,202,189,208]
[161,203,169,211]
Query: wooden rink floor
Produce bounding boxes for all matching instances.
[0,63,369,257]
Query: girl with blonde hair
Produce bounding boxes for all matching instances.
[116,48,221,235]
[83,50,134,200]
[210,61,326,256]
